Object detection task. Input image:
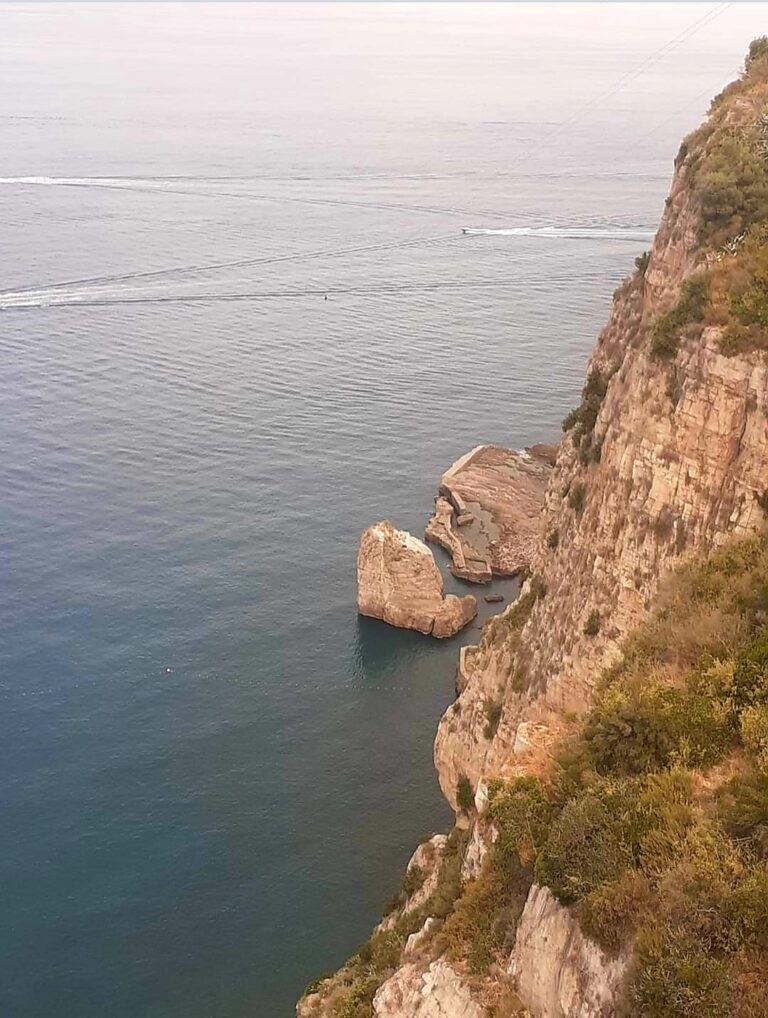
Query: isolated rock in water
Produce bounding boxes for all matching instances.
[427,444,551,582]
[357,521,477,638]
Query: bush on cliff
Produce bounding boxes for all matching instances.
[651,275,710,359]
[567,481,586,513]
[696,130,768,248]
[562,369,609,463]
[442,533,768,1016]
[457,775,475,812]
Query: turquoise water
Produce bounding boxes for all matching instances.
[2,4,765,1016]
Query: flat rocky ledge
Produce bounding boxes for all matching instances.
[426,444,554,582]
[357,521,477,638]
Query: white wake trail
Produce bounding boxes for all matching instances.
[463,226,655,241]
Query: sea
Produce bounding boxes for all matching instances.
[2,4,767,1016]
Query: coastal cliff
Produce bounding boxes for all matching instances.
[299,42,768,1018]
[434,68,768,806]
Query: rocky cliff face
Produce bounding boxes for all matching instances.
[435,86,768,806]
[299,47,768,1018]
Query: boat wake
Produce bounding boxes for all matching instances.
[462,226,655,241]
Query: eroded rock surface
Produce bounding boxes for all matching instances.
[426,446,552,583]
[509,885,627,1018]
[358,521,477,638]
[373,960,485,1018]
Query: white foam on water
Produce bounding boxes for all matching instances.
[463,226,655,241]
[0,175,178,188]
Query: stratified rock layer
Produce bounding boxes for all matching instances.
[357,521,477,638]
[426,446,552,583]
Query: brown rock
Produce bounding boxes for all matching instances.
[526,443,559,467]
[425,497,492,583]
[426,445,551,584]
[357,521,477,638]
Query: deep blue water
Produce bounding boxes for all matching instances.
[2,4,767,1016]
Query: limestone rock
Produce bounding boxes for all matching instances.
[357,521,477,638]
[373,959,484,1018]
[509,885,628,1018]
[379,834,448,933]
[427,446,551,583]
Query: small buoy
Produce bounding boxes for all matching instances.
[164,666,173,675]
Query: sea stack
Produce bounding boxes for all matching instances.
[357,521,477,638]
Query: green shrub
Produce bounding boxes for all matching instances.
[584,678,734,776]
[635,251,650,274]
[632,928,732,1018]
[562,369,609,463]
[357,929,402,974]
[651,275,710,359]
[405,827,468,925]
[568,481,586,513]
[732,629,768,710]
[488,777,554,866]
[583,610,600,637]
[696,130,768,247]
[729,866,768,948]
[483,699,503,740]
[457,775,475,813]
[546,528,559,550]
[402,863,425,897]
[579,870,651,952]
[741,704,768,771]
[437,844,531,973]
[717,768,768,847]
[747,35,768,69]
[535,786,638,904]
[502,576,546,632]
[335,978,380,1018]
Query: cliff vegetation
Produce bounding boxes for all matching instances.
[442,533,768,1017]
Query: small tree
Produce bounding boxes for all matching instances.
[457,775,475,813]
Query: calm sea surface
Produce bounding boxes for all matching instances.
[2,4,767,1016]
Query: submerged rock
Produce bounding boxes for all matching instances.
[426,445,551,583]
[357,521,477,638]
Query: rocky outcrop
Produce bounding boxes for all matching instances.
[379,835,447,933]
[357,521,477,638]
[426,446,552,583]
[373,960,485,1018]
[509,886,628,1018]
